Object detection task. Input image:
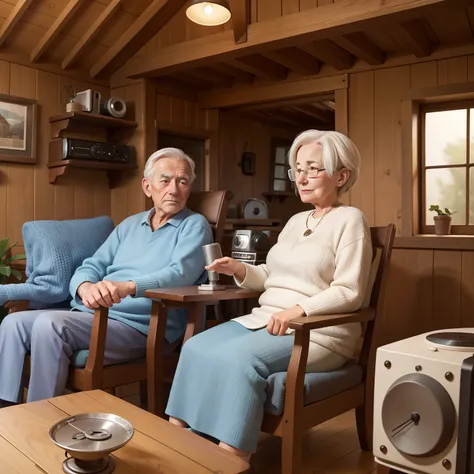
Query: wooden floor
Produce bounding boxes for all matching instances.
[251,410,377,474]
[123,387,378,474]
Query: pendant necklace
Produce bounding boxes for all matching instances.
[303,208,332,237]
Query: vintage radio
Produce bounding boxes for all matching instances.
[231,229,271,266]
[373,329,474,474]
[49,137,135,164]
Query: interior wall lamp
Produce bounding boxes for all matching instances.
[186,0,232,26]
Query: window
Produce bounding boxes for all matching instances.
[421,101,474,234]
[270,139,292,193]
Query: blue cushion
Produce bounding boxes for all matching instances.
[0,216,114,308]
[264,360,363,416]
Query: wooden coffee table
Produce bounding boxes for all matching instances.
[0,390,251,474]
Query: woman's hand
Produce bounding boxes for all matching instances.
[205,257,246,280]
[266,306,306,336]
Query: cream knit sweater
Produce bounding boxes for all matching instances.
[233,205,373,368]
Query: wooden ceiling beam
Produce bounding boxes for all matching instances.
[291,105,334,123]
[90,0,188,78]
[124,0,452,78]
[264,47,321,76]
[199,74,346,109]
[229,0,250,44]
[30,0,84,63]
[337,32,385,65]
[300,40,355,70]
[231,94,335,112]
[229,55,288,80]
[187,67,234,87]
[212,63,255,83]
[398,18,436,57]
[0,0,34,48]
[62,0,124,70]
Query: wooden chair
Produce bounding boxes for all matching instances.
[150,224,396,473]
[6,189,230,410]
[260,224,396,474]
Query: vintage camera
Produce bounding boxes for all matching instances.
[231,230,271,266]
[100,97,127,118]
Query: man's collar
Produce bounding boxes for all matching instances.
[141,207,191,228]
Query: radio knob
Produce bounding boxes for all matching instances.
[233,236,242,248]
[91,144,102,158]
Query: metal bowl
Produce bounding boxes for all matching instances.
[49,413,134,462]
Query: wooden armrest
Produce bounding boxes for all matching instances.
[288,308,374,331]
[84,307,109,385]
[4,300,30,314]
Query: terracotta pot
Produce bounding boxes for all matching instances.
[434,215,452,235]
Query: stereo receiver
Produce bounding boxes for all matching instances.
[49,138,135,164]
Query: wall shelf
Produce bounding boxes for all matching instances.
[262,191,295,203]
[48,159,136,188]
[48,111,137,187]
[49,112,138,142]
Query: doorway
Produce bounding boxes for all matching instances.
[157,132,206,191]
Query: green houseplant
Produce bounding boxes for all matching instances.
[429,205,456,235]
[0,238,26,321]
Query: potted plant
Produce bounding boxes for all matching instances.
[429,205,456,235]
[0,238,25,321]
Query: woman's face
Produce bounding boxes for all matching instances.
[294,142,349,207]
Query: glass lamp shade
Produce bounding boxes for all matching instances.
[186,1,232,26]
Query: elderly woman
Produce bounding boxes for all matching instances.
[165,130,373,461]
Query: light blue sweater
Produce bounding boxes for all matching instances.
[69,208,213,343]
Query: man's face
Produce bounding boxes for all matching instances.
[141,157,192,217]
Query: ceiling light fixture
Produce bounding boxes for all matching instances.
[186,0,232,26]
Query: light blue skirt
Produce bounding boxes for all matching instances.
[165,321,295,452]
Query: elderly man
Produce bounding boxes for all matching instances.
[0,147,213,406]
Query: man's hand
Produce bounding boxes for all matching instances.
[77,281,136,310]
[266,305,306,336]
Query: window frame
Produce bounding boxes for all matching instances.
[269,138,293,194]
[419,100,474,235]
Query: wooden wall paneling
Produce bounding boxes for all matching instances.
[348,71,375,225]
[170,97,186,126]
[0,60,9,241]
[373,66,409,234]
[156,93,171,122]
[110,80,147,224]
[299,0,318,11]
[35,70,58,222]
[410,61,437,89]
[468,55,474,81]
[379,248,433,346]
[6,64,35,245]
[282,0,299,15]
[257,0,282,21]
[461,251,474,327]
[446,56,468,85]
[57,75,110,221]
[335,86,350,205]
[433,250,462,329]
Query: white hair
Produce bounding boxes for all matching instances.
[287,130,360,195]
[143,147,196,183]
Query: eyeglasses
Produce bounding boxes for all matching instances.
[288,166,326,181]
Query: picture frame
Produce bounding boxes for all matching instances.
[0,94,38,164]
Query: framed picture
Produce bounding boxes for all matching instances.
[0,94,37,164]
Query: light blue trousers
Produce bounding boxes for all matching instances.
[166,321,297,453]
[0,310,147,403]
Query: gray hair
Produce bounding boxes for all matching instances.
[143,147,196,183]
[288,130,360,195]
